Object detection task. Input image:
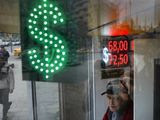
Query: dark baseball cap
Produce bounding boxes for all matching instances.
[101,79,125,95]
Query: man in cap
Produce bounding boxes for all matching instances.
[0,59,14,120]
[102,79,133,120]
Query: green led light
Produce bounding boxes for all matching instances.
[44,4,47,7]
[45,59,49,63]
[44,33,48,36]
[32,61,35,64]
[49,35,53,38]
[44,16,47,19]
[34,15,38,19]
[44,46,48,49]
[37,60,40,63]
[50,4,53,8]
[60,18,64,22]
[33,8,37,12]
[55,67,59,70]
[31,31,34,34]
[34,55,37,58]
[59,63,63,66]
[57,49,60,53]
[49,11,53,15]
[54,36,58,40]
[33,50,36,53]
[54,60,58,64]
[44,21,47,25]
[33,21,36,24]
[61,58,65,61]
[46,70,49,73]
[29,25,32,29]
[53,15,57,19]
[58,12,62,16]
[54,44,57,47]
[27,1,68,80]
[38,5,42,9]
[45,51,48,55]
[41,63,44,66]
[54,20,57,24]
[49,41,53,44]
[28,51,32,54]
[61,45,64,49]
[30,13,34,17]
[35,35,38,39]
[56,55,60,59]
[28,19,32,23]
[35,28,38,31]
[46,75,49,79]
[29,56,33,59]
[46,64,49,67]
[45,58,49,61]
[62,52,65,55]
[40,38,43,41]
[39,11,42,15]
[39,31,42,35]
[54,7,58,11]
[35,66,39,69]
[44,10,47,13]
[59,40,62,43]
[44,27,48,31]
[45,39,48,43]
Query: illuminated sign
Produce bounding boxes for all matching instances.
[102,47,111,64]
[102,37,130,68]
[27,0,68,80]
[108,39,129,67]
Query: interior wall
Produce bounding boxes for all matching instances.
[134,37,160,120]
[0,0,20,33]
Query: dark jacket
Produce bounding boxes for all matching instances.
[0,64,14,90]
[103,100,133,120]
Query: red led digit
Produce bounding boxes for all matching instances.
[119,41,124,51]
[108,41,113,52]
[113,41,117,52]
[123,40,128,51]
[109,55,113,65]
[113,55,117,66]
[119,54,124,65]
[124,54,129,64]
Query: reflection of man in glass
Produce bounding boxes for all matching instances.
[120,70,134,100]
[101,80,133,120]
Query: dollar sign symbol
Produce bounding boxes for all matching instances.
[27,0,68,80]
[103,47,111,64]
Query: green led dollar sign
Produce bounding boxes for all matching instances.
[27,0,68,80]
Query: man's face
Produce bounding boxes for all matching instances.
[107,94,123,112]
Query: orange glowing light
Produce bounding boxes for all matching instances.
[109,22,131,36]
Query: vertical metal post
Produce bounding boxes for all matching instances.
[31,80,38,120]
[92,38,96,120]
[59,83,64,120]
[87,49,91,120]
